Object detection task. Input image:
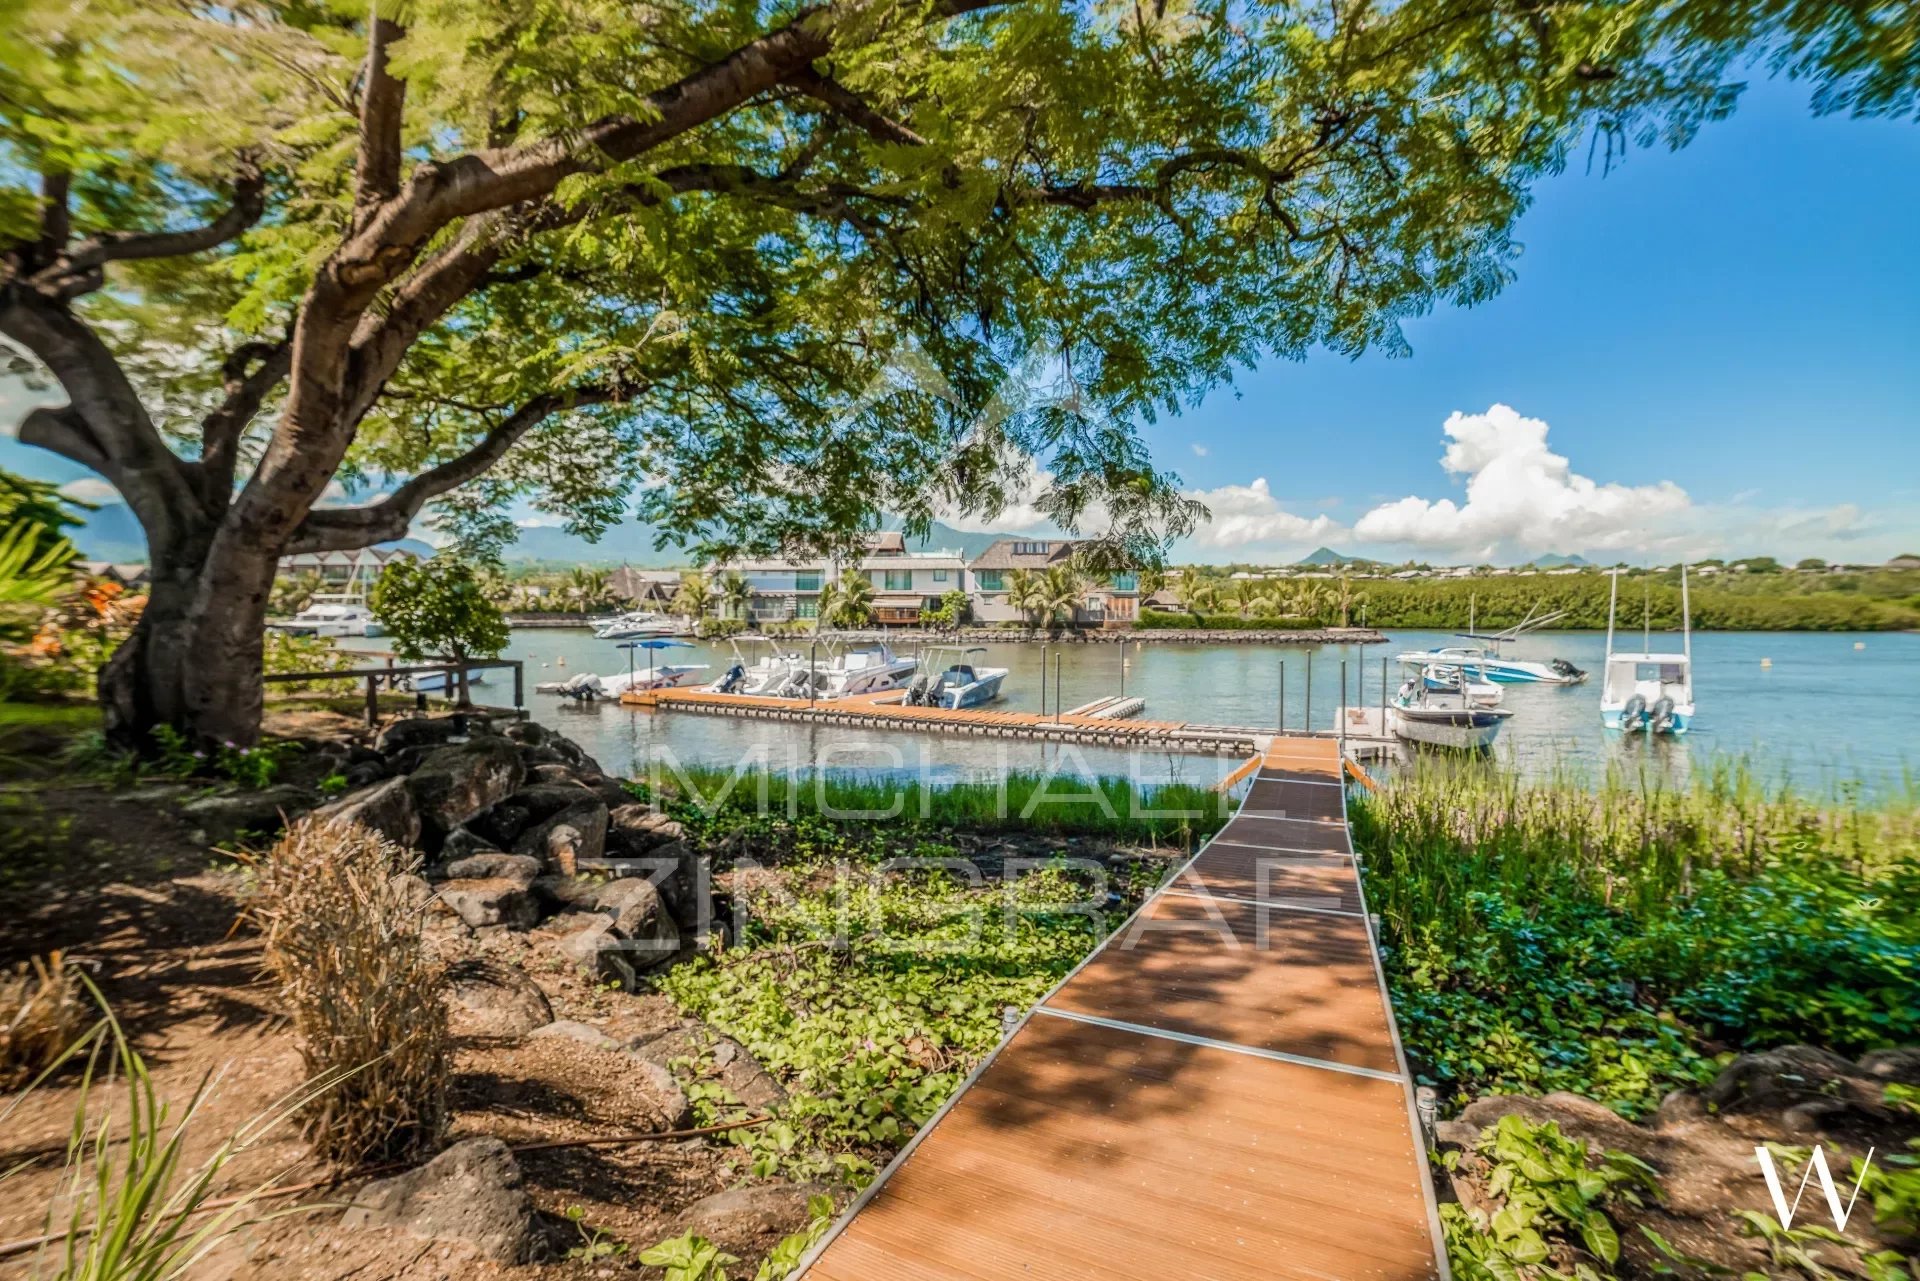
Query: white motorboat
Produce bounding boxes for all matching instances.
[1388,677,1514,751]
[816,642,919,697]
[1601,566,1696,735]
[1394,601,1587,685]
[267,597,383,638]
[706,638,810,696]
[407,665,488,694]
[1419,663,1503,707]
[539,664,708,701]
[903,646,1009,710]
[594,611,681,640]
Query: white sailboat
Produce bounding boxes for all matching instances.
[1601,567,1696,735]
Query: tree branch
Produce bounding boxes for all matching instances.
[200,339,293,498]
[25,159,267,299]
[790,67,928,146]
[284,383,627,553]
[356,15,407,206]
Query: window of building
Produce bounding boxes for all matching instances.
[883,570,913,591]
[933,569,949,582]
[795,572,822,591]
[1011,541,1050,556]
[1110,572,1138,591]
[974,570,1004,591]
[796,600,819,619]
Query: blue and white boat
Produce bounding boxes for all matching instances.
[1420,663,1503,707]
[904,646,1008,710]
[1601,566,1695,735]
[1395,602,1587,685]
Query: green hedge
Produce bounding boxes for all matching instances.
[1135,609,1307,630]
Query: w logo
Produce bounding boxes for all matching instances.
[1754,1145,1876,1231]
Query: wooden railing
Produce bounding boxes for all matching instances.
[263,658,525,725]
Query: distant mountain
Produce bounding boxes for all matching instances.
[501,520,693,567]
[1296,546,1354,566]
[890,519,1036,561]
[1530,553,1591,568]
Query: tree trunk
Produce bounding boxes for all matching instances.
[100,526,278,750]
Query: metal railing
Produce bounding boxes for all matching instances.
[263,658,525,725]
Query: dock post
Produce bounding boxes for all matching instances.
[1118,639,1125,698]
[512,661,524,712]
[809,642,817,708]
[1040,645,1049,716]
[1381,656,1388,729]
[1277,660,1285,735]
[1339,660,1348,757]
[1304,650,1312,733]
[364,674,378,727]
[1053,652,1062,724]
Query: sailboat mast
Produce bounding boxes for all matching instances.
[1605,570,1618,657]
[1681,564,1692,661]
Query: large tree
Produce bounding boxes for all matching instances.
[0,0,1904,746]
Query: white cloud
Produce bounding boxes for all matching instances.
[1353,405,1690,556]
[1184,478,1342,549]
[936,458,1061,535]
[58,477,121,504]
[1190,443,1209,457]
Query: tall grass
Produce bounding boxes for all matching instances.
[649,765,1235,845]
[1352,756,1919,941]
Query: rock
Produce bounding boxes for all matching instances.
[530,874,603,912]
[526,763,575,786]
[1653,1089,1709,1130]
[391,872,434,911]
[374,716,466,757]
[630,1027,783,1109]
[445,958,554,1037]
[1456,1092,1639,1148]
[593,877,681,970]
[518,745,569,768]
[529,1019,621,1050]
[1858,1048,1920,1084]
[438,877,539,930]
[504,721,550,747]
[538,913,637,990]
[312,776,420,850]
[179,784,316,843]
[341,760,387,790]
[1434,1120,1480,1150]
[407,738,526,842]
[340,1137,536,1264]
[439,826,501,861]
[1703,1046,1861,1115]
[607,804,685,853]
[673,1183,832,1260]
[513,800,608,876]
[443,852,541,886]
[634,1058,693,1129]
[468,784,594,848]
[647,841,708,930]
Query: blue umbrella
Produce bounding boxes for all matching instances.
[616,638,694,687]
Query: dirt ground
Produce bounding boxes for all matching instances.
[0,710,782,1279]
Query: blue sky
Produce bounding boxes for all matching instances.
[6,75,1917,565]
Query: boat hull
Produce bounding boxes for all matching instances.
[1601,707,1694,735]
[1389,707,1510,751]
[940,671,1007,709]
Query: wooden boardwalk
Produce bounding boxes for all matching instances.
[620,687,1400,758]
[794,735,1447,1281]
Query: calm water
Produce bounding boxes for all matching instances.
[352,628,1920,793]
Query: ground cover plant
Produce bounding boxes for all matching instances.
[1352,760,1920,1115]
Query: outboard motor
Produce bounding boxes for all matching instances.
[1649,696,1677,734]
[905,672,935,706]
[717,662,746,694]
[1550,658,1586,682]
[1621,693,1648,729]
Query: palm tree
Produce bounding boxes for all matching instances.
[716,571,752,622]
[1291,581,1327,624]
[1179,575,1223,615]
[1331,575,1367,627]
[818,573,874,628]
[671,571,713,621]
[563,566,612,612]
[1233,578,1270,617]
[1138,567,1168,598]
[1039,565,1088,628]
[1004,568,1046,627]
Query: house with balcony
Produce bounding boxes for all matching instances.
[965,538,1140,628]
[704,532,966,626]
[851,550,968,625]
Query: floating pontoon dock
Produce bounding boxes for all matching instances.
[793,734,1447,1280]
[619,686,1396,759]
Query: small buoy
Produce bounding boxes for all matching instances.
[1854,641,1866,650]
[558,656,567,667]
[1760,657,1772,668]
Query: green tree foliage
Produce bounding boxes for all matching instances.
[0,468,83,564]
[716,571,752,622]
[671,571,714,621]
[817,574,875,628]
[2,0,1898,744]
[367,557,508,705]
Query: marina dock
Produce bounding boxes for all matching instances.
[619,686,1398,759]
[793,735,1447,1280]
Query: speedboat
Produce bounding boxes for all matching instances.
[816,642,919,697]
[1419,663,1503,707]
[1601,567,1695,735]
[594,611,680,640]
[706,638,809,696]
[1394,644,1586,686]
[1388,677,1513,751]
[903,646,1008,709]
[539,664,709,701]
[267,597,383,638]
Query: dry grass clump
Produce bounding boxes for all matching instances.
[246,815,448,1166]
[1,950,87,1089]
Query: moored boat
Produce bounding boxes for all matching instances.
[904,646,1009,710]
[1388,677,1514,751]
[1601,566,1696,735]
